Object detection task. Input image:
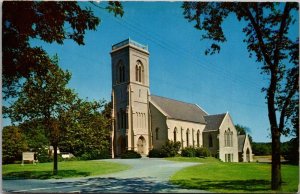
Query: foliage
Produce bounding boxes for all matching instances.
[195,147,211,157]
[120,150,141,159]
[252,142,272,156]
[170,160,298,193]
[160,141,181,157]
[181,147,211,158]
[181,147,196,157]
[4,58,77,174]
[2,1,123,98]
[148,149,163,158]
[281,138,299,165]
[58,100,111,160]
[182,2,299,189]
[3,160,130,180]
[2,126,28,164]
[235,124,253,143]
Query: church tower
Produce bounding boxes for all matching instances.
[111,39,151,157]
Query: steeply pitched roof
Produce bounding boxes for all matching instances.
[238,135,246,152]
[203,113,227,132]
[150,95,208,124]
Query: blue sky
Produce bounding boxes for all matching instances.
[9,2,299,143]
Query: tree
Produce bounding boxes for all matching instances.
[59,100,112,160]
[235,124,253,143]
[3,1,123,99]
[2,126,28,164]
[182,2,299,190]
[4,57,77,175]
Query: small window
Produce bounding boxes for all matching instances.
[155,128,159,140]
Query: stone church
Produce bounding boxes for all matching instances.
[110,38,252,162]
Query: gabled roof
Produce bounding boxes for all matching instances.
[238,135,246,152]
[203,113,227,132]
[150,95,208,124]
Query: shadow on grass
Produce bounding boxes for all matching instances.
[171,179,271,192]
[3,170,90,180]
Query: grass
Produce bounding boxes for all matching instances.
[167,157,298,193]
[3,160,130,180]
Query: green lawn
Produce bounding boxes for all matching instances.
[167,157,298,193]
[3,160,130,179]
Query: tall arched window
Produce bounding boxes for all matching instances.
[186,129,190,147]
[197,130,200,147]
[225,129,233,147]
[118,61,125,83]
[174,127,177,142]
[209,134,213,147]
[155,128,159,140]
[135,60,144,83]
[192,129,195,147]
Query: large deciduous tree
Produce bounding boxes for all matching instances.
[2,1,123,98]
[5,57,77,175]
[182,2,299,190]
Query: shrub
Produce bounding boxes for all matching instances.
[148,149,163,158]
[195,147,211,157]
[161,140,181,157]
[37,148,52,163]
[181,147,196,157]
[121,150,141,159]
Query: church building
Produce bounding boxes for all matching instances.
[111,38,248,162]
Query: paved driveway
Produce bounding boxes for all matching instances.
[3,158,207,193]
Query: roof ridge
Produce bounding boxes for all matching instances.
[204,113,227,117]
[150,94,197,106]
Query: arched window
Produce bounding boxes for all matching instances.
[174,127,177,142]
[225,128,233,147]
[192,129,195,147]
[197,130,200,147]
[209,134,213,147]
[155,128,159,140]
[117,61,125,83]
[135,60,144,83]
[186,129,189,147]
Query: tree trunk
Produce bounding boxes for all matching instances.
[53,144,58,175]
[271,128,281,190]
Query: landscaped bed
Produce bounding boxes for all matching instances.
[3,160,130,180]
[166,157,298,193]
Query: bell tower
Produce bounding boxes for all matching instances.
[111,38,151,157]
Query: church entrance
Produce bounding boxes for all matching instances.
[137,136,146,155]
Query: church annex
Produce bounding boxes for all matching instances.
[111,39,252,162]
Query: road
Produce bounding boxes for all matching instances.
[3,158,208,193]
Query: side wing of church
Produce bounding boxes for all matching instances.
[111,39,248,162]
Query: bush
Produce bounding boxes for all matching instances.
[80,150,111,160]
[161,141,181,157]
[195,147,211,157]
[37,148,52,163]
[181,147,196,157]
[148,149,163,158]
[121,150,141,159]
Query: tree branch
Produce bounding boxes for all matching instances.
[242,4,273,67]
[273,3,291,67]
[279,74,298,131]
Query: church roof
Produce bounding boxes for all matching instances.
[238,135,246,152]
[150,95,208,124]
[203,113,227,132]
